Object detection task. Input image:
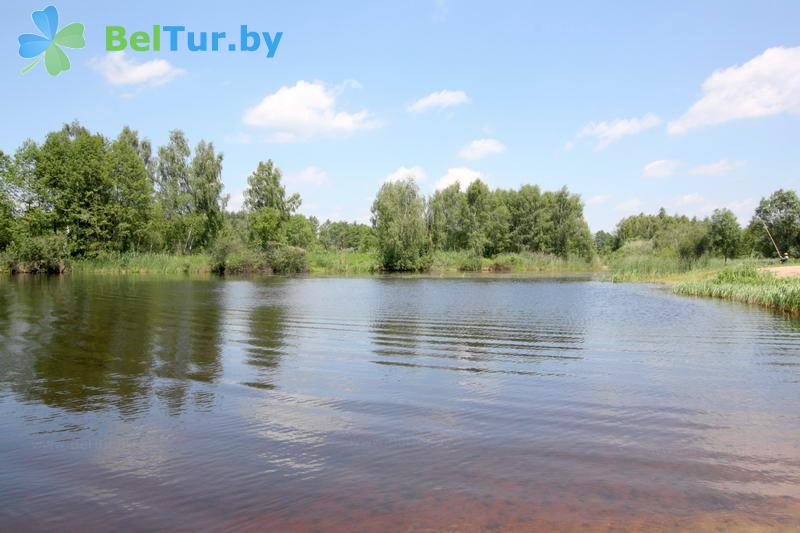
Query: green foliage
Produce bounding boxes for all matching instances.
[244,160,300,215]
[371,178,431,271]
[266,245,308,274]
[285,214,317,249]
[748,189,800,257]
[250,207,286,249]
[426,181,593,260]
[594,230,615,255]
[675,266,800,313]
[6,232,68,273]
[709,208,741,261]
[70,252,212,274]
[318,220,374,251]
[307,249,378,274]
[458,253,484,272]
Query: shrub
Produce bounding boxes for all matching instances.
[6,233,68,273]
[267,245,308,274]
[458,253,484,272]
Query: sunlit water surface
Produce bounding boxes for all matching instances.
[1,276,799,531]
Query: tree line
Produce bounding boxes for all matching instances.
[0,123,796,273]
[599,189,800,263]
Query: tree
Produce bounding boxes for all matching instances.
[156,130,192,252]
[749,189,800,257]
[250,207,285,249]
[0,151,14,250]
[371,178,429,271]
[108,132,154,252]
[244,160,300,215]
[188,140,225,249]
[709,208,741,261]
[427,183,469,251]
[594,230,615,255]
[285,214,317,249]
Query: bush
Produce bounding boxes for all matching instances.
[458,253,484,272]
[210,229,270,274]
[6,233,68,273]
[267,245,308,274]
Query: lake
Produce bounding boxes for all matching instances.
[1,275,799,531]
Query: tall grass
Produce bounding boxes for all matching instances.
[69,252,213,275]
[306,249,378,274]
[674,265,800,313]
[430,250,601,273]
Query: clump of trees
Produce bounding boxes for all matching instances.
[6,122,794,276]
[599,189,800,264]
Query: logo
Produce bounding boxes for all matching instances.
[18,5,85,76]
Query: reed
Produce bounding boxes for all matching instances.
[674,265,800,313]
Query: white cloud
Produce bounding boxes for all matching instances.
[90,52,184,87]
[385,166,427,183]
[243,80,379,142]
[643,159,680,179]
[676,193,704,207]
[688,159,745,177]
[615,197,643,213]
[669,46,800,134]
[458,138,506,160]
[287,166,328,186]
[571,113,662,150]
[408,90,469,113]
[434,167,483,191]
[586,194,613,205]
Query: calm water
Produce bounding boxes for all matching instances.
[1,275,800,531]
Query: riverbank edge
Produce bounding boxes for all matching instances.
[4,251,799,314]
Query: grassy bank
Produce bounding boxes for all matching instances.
[674,265,800,314]
[429,250,601,273]
[69,253,213,275]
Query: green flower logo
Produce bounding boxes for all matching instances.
[18,5,85,76]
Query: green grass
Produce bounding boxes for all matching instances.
[306,249,379,274]
[69,252,213,275]
[674,265,800,313]
[429,250,601,273]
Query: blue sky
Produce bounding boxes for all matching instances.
[2,0,799,231]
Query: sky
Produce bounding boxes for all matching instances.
[2,0,799,231]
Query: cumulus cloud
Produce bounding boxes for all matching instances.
[243,80,379,142]
[586,194,613,205]
[385,166,427,183]
[434,167,483,191]
[643,159,680,179]
[408,90,469,113]
[570,113,662,150]
[286,166,328,186]
[669,47,800,134]
[90,52,184,88]
[458,138,506,160]
[688,159,745,177]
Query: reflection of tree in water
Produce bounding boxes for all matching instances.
[1,277,224,417]
[241,304,287,391]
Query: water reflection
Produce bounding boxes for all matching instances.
[1,276,800,531]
